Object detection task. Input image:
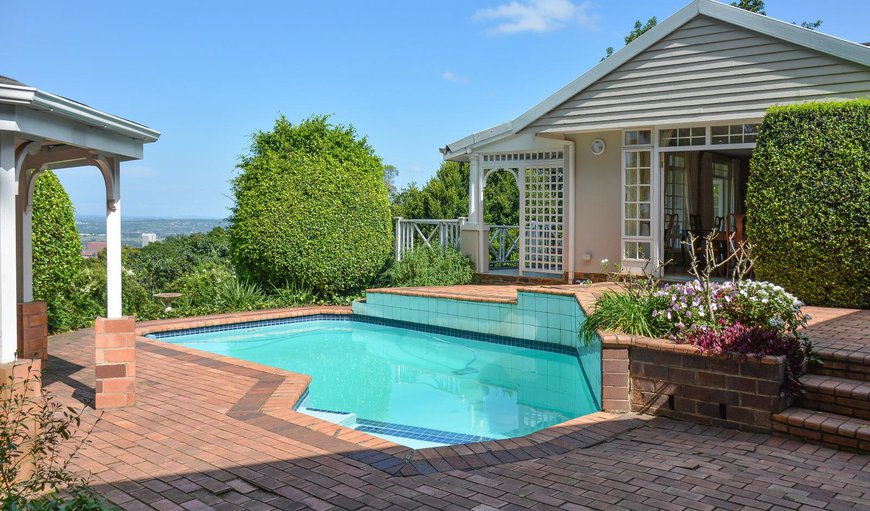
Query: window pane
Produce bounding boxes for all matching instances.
[625,152,637,167]
[625,221,637,236]
[625,131,637,146]
[638,185,650,201]
[639,151,650,168]
[638,243,651,260]
[639,203,651,219]
[639,168,650,184]
[625,203,637,219]
[638,130,651,145]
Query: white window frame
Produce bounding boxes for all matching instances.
[621,129,657,273]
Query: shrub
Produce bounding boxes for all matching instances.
[386,246,474,287]
[732,281,811,337]
[581,291,670,341]
[229,115,392,296]
[747,99,870,308]
[31,171,83,332]
[217,279,267,311]
[167,264,234,308]
[686,323,811,397]
[127,228,230,293]
[1,366,112,510]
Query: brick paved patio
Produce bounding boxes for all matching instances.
[43,304,870,510]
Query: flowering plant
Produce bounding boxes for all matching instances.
[733,280,811,337]
[686,322,811,397]
[652,280,738,338]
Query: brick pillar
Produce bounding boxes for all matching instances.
[94,316,136,409]
[17,301,48,360]
[602,348,630,412]
[0,359,42,480]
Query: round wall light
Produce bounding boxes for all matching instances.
[591,138,606,156]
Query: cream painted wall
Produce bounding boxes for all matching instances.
[568,131,622,275]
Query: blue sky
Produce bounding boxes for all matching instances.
[3,0,867,219]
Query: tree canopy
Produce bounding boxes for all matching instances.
[229,115,392,295]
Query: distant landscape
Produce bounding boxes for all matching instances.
[76,215,227,247]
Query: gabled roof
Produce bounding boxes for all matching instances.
[441,0,870,159]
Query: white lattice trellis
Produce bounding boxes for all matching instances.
[523,166,564,274]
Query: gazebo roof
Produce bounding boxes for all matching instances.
[0,74,160,159]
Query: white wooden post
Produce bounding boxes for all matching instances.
[0,133,18,363]
[566,143,576,282]
[394,217,402,261]
[21,206,32,302]
[105,159,122,318]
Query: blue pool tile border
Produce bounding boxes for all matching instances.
[356,418,493,445]
[146,313,582,357]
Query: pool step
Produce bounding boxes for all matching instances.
[798,374,870,419]
[298,407,357,428]
[773,408,870,452]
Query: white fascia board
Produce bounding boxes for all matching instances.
[442,121,513,159]
[31,90,160,143]
[13,106,145,160]
[699,0,870,68]
[0,83,37,105]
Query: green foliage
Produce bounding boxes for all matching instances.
[1,367,112,510]
[483,171,519,226]
[167,264,235,308]
[126,227,230,293]
[746,99,870,308]
[731,0,765,14]
[386,246,474,287]
[602,17,656,60]
[392,161,469,220]
[31,171,83,332]
[229,115,392,295]
[217,279,267,311]
[581,291,669,342]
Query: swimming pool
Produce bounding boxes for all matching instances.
[154,317,600,448]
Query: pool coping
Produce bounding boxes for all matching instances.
[135,307,648,476]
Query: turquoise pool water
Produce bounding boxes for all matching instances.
[160,319,600,447]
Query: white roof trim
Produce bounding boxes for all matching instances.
[443,0,870,157]
[0,82,160,143]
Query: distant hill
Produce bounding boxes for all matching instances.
[76,215,228,247]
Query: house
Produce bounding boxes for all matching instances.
[441,0,870,280]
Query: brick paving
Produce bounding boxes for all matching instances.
[41,307,870,510]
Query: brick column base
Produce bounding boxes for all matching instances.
[94,317,136,409]
[602,348,630,412]
[0,359,42,480]
[17,301,48,360]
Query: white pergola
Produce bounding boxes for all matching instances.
[0,75,159,366]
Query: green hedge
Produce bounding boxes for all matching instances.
[386,246,474,287]
[747,99,870,308]
[229,115,392,295]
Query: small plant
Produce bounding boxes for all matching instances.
[386,246,474,287]
[1,366,111,510]
[217,279,266,310]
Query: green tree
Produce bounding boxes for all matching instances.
[602,17,657,60]
[383,164,399,199]
[483,171,519,226]
[229,115,392,295]
[31,171,84,331]
[126,227,230,292]
[731,0,765,14]
[392,161,469,219]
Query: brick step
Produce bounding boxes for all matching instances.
[798,374,870,419]
[809,350,870,382]
[772,407,870,452]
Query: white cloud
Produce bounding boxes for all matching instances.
[473,0,598,35]
[442,71,469,84]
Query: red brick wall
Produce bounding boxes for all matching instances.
[17,301,48,360]
[94,317,136,409]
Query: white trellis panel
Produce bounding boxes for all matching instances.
[522,166,564,274]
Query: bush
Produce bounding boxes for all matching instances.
[230,115,392,296]
[1,366,112,510]
[386,246,474,287]
[747,99,870,308]
[31,171,83,332]
[581,291,670,341]
[167,264,235,308]
[127,228,230,293]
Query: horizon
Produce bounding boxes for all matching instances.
[5,0,868,218]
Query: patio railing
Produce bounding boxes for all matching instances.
[488,225,519,268]
[394,218,464,261]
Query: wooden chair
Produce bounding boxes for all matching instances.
[724,213,747,275]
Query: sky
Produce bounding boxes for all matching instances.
[3,0,868,219]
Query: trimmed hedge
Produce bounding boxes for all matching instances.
[31,171,85,331]
[229,115,392,295]
[747,99,870,308]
